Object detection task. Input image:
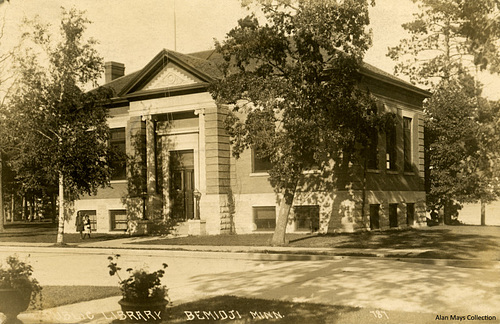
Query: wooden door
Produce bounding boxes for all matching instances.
[170,150,195,221]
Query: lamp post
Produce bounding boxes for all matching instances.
[193,189,201,220]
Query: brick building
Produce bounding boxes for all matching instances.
[66,49,430,235]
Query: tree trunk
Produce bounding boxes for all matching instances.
[271,188,295,246]
[441,201,447,225]
[51,193,57,223]
[29,195,34,222]
[480,200,486,226]
[56,172,65,244]
[22,195,26,221]
[11,194,14,222]
[361,159,367,228]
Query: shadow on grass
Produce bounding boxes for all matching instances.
[182,256,500,317]
[163,295,359,324]
[288,235,318,244]
[325,227,500,259]
[0,221,128,244]
[29,285,121,310]
[138,226,500,260]
[4,221,57,229]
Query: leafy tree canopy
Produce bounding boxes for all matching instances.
[388,0,500,86]
[210,0,383,244]
[3,8,113,200]
[425,74,500,205]
[389,0,500,224]
[0,7,116,240]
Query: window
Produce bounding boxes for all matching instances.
[389,203,398,228]
[253,206,276,231]
[406,203,415,226]
[78,210,97,232]
[110,128,126,180]
[369,204,380,230]
[252,148,272,173]
[367,127,379,169]
[386,120,397,171]
[110,209,127,231]
[367,103,379,170]
[294,205,320,232]
[403,117,412,172]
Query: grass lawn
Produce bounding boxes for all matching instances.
[28,285,120,310]
[0,221,127,244]
[163,295,435,324]
[139,225,500,260]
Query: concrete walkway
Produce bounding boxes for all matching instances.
[1,235,498,267]
[0,237,498,323]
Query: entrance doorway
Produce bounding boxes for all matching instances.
[170,150,195,221]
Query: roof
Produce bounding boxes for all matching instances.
[103,70,141,96]
[359,62,430,97]
[103,48,430,99]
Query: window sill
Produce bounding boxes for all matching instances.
[302,169,320,175]
[250,172,269,177]
[366,169,380,174]
[294,230,317,234]
[404,171,415,176]
[386,170,399,175]
[110,179,127,184]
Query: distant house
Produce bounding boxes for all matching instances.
[65,49,430,235]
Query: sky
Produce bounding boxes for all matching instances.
[0,0,499,98]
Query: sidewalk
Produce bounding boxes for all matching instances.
[1,236,499,323]
[80,236,500,268]
[1,235,499,268]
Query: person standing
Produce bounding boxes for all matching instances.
[75,214,84,239]
[83,215,92,239]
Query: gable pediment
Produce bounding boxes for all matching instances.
[117,49,214,97]
[143,62,202,91]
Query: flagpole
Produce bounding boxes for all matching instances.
[173,0,177,51]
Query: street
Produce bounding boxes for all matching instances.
[0,246,499,318]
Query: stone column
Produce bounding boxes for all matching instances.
[144,115,161,219]
[203,105,232,234]
[161,141,170,219]
[195,108,206,197]
[145,116,156,195]
[187,108,207,234]
[126,116,146,221]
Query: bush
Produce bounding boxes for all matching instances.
[149,218,179,236]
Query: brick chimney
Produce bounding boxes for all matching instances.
[104,61,125,83]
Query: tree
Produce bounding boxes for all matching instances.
[387,0,500,86]
[0,0,13,232]
[388,0,500,224]
[2,8,113,243]
[425,77,500,224]
[210,0,382,245]
[472,98,500,225]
